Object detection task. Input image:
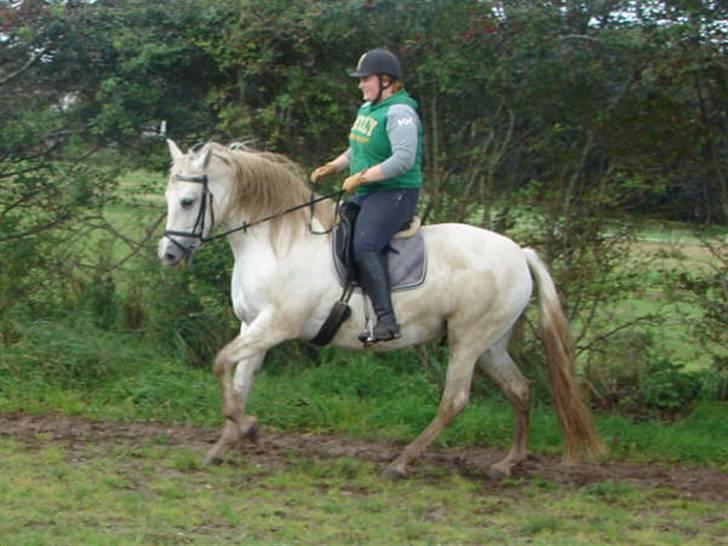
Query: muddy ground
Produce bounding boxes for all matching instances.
[1,411,725,502]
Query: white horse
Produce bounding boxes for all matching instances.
[158,140,604,479]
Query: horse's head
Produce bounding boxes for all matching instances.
[158,139,234,267]
[159,139,336,266]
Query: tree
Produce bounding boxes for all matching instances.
[0,0,229,325]
[1,0,724,374]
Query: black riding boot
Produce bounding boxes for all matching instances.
[355,250,401,343]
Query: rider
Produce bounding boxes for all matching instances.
[310,48,423,343]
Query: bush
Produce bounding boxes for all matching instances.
[584,345,706,420]
[639,358,701,413]
[129,242,240,367]
[0,314,152,389]
[699,355,728,402]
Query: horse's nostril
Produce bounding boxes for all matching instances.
[165,252,177,262]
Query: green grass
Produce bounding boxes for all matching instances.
[0,291,725,544]
[117,168,166,205]
[1,317,726,469]
[0,437,724,545]
[593,292,717,371]
[572,226,727,372]
[630,219,726,245]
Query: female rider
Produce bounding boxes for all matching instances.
[310,48,423,343]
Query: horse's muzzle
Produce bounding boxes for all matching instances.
[158,236,197,267]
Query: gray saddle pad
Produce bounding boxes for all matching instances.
[332,229,427,292]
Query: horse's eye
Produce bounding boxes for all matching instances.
[181,197,195,209]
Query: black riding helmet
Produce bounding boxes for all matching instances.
[349,48,402,80]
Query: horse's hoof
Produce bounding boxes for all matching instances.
[202,453,224,467]
[381,465,407,481]
[245,424,258,444]
[241,418,259,444]
[487,464,511,480]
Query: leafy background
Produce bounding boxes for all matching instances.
[1,0,726,416]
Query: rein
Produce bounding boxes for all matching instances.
[163,173,344,253]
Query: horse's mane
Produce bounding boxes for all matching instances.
[199,142,336,247]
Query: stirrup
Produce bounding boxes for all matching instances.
[358,320,401,345]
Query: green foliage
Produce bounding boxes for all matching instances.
[584,344,714,420]
[639,359,702,413]
[0,314,152,390]
[700,363,728,403]
[6,1,724,219]
[135,246,237,367]
[674,238,728,375]
[0,160,118,333]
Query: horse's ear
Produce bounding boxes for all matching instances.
[167,139,184,161]
[190,147,211,171]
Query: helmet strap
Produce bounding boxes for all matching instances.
[374,75,394,104]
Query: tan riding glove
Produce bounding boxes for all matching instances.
[342,171,367,193]
[309,162,338,183]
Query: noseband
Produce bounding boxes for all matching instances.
[163,174,215,257]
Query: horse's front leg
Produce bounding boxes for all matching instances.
[204,350,265,466]
[204,308,291,465]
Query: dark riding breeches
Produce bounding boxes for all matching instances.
[350,188,419,256]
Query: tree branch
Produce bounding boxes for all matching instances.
[0,214,71,242]
[82,213,166,273]
[0,48,47,87]
[575,314,657,357]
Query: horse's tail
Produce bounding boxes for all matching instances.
[523,248,606,463]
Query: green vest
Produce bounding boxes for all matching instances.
[348,90,423,195]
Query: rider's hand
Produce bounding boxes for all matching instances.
[309,162,338,184]
[342,171,367,193]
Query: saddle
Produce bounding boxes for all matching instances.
[333,201,427,291]
[309,201,427,346]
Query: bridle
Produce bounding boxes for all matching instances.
[163,172,344,260]
[163,174,214,259]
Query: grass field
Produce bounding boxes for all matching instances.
[1,432,725,545]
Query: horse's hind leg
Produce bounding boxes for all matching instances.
[477,333,531,478]
[383,340,483,480]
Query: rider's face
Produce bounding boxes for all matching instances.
[358,74,380,103]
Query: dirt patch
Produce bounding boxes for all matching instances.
[1,411,725,501]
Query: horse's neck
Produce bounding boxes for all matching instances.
[224,212,272,261]
[224,211,329,266]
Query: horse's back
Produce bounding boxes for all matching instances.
[422,222,528,271]
[417,222,533,320]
